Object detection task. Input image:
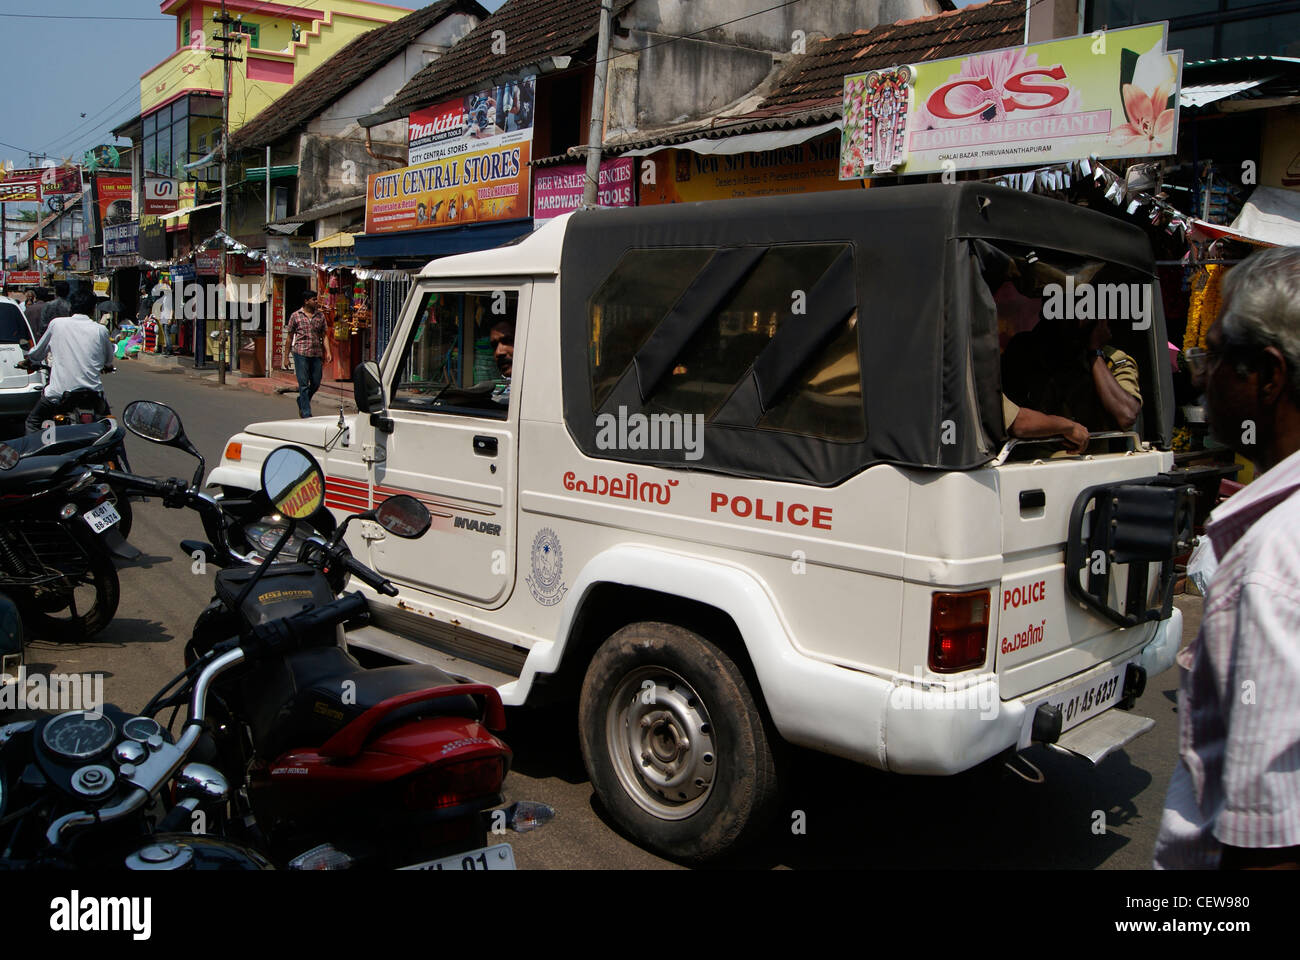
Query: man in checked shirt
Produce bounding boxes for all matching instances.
[285,291,332,418]
[1155,246,1300,870]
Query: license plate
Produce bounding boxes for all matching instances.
[400,843,515,871]
[84,502,121,534]
[1022,662,1128,745]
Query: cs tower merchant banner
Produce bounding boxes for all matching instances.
[841,22,1182,179]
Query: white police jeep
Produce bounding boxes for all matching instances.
[212,185,1193,862]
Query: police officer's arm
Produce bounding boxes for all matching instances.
[1006,397,1090,454]
[1090,354,1141,430]
[1087,319,1141,430]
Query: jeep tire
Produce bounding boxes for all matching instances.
[578,621,782,863]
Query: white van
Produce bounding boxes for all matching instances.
[212,184,1195,862]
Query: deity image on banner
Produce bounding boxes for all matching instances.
[866,66,912,175]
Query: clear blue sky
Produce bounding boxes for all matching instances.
[0,0,507,192]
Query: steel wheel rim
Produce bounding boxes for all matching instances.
[605,666,717,820]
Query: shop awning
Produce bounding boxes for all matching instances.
[1179,79,1270,108]
[310,230,358,249]
[156,201,219,222]
[244,165,299,181]
[354,219,535,262]
[1191,187,1300,247]
[619,119,842,157]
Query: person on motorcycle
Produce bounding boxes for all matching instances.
[21,289,115,436]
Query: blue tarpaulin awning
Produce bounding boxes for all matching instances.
[354,220,535,263]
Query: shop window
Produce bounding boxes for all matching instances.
[391,290,519,419]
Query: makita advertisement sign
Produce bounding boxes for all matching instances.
[408,75,536,167]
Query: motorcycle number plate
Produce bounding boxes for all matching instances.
[399,843,516,871]
[84,502,121,534]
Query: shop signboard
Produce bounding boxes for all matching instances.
[93,277,111,296]
[104,221,139,261]
[139,215,167,262]
[95,174,133,227]
[840,22,1182,179]
[408,76,536,167]
[167,183,197,232]
[3,271,41,285]
[365,140,531,234]
[196,249,222,275]
[534,157,634,220]
[0,165,80,202]
[144,177,179,215]
[641,135,860,206]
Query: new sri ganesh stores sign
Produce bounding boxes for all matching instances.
[840,22,1183,179]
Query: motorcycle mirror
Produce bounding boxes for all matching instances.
[0,443,17,471]
[122,400,182,444]
[373,495,430,539]
[261,446,325,521]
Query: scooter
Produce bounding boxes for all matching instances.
[101,400,549,869]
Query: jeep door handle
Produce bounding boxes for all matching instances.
[473,435,498,457]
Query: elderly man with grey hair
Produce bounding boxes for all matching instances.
[1154,246,1300,870]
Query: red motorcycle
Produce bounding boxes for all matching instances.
[106,400,550,870]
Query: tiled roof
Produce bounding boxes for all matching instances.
[600,0,1024,156]
[759,0,1025,112]
[231,1,488,151]
[369,0,636,125]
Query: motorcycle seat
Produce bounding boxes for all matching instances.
[0,453,81,492]
[244,644,480,759]
[1,421,114,459]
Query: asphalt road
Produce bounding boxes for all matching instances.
[18,359,1199,870]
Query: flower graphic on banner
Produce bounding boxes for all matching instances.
[1109,82,1176,153]
[915,47,1081,129]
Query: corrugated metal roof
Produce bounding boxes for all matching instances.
[1180,79,1270,108]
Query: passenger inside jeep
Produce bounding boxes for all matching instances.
[980,244,1152,456]
[391,289,518,418]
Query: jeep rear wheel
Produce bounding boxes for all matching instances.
[578,621,781,863]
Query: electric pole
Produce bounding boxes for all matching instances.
[212,0,243,382]
[581,0,614,206]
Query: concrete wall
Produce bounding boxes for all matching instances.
[609,0,946,135]
[1027,0,1082,43]
[296,134,394,212]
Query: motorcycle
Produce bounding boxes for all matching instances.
[0,427,125,638]
[100,400,548,869]
[0,624,273,870]
[8,359,135,540]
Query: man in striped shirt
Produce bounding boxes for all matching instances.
[1154,246,1300,870]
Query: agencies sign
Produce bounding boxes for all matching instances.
[841,22,1182,179]
[104,221,139,261]
[534,158,634,220]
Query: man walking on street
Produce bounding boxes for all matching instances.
[285,292,331,418]
[1154,246,1300,870]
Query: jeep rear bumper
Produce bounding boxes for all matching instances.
[801,607,1182,775]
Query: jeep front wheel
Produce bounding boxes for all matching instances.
[578,621,781,863]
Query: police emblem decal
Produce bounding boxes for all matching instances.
[526,527,567,606]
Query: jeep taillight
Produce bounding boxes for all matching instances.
[928,590,990,673]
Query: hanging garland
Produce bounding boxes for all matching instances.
[1184,262,1223,353]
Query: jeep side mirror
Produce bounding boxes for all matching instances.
[353,361,385,414]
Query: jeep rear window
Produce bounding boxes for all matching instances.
[587,243,865,442]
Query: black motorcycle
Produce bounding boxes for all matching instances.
[0,428,125,638]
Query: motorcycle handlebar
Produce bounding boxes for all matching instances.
[338,553,399,597]
[246,592,370,659]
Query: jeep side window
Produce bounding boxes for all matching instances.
[391,290,519,418]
